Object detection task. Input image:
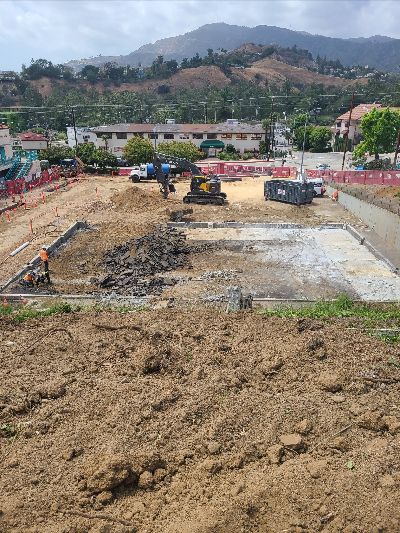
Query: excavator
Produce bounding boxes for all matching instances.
[154,153,227,205]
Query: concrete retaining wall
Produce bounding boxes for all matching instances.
[327,186,400,251]
[1,220,88,292]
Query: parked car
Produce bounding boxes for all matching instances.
[116,157,129,167]
[307,177,326,197]
[316,164,331,171]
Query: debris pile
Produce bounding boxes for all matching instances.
[99,226,190,295]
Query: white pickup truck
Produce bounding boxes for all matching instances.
[307,177,326,197]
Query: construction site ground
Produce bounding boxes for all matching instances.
[1,174,362,297]
[1,309,400,533]
[1,174,400,532]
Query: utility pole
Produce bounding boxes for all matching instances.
[300,113,309,175]
[70,106,78,148]
[394,128,400,167]
[341,92,355,170]
[200,102,208,124]
[269,97,275,158]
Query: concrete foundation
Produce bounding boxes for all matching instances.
[169,223,400,302]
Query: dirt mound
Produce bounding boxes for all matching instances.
[99,226,190,295]
[98,225,214,296]
[1,310,400,532]
[111,186,172,211]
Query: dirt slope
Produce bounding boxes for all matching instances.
[233,58,363,87]
[1,310,400,532]
[29,66,230,97]
[28,57,360,98]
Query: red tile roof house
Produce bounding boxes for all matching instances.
[18,132,48,151]
[332,103,382,150]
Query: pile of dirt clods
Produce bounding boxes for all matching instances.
[0,309,400,533]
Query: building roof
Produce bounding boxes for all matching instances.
[0,124,10,130]
[19,132,47,141]
[91,122,264,134]
[336,103,382,122]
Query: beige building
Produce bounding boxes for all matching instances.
[17,132,48,151]
[332,103,382,149]
[88,121,264,155]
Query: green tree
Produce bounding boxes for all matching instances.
[309,126,332,152]
[76,142,97,164]
[94,148,118,169]
[354,107,400,160]
[80,65,100,83]
[123,136,154,165]
[39,145,75,164]
[4,111,26,134]
[156,140,202,162]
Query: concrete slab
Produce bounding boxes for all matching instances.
[180,226,400,302]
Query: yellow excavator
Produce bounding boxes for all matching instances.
[155,153,227,205]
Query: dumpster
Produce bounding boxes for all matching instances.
[264,179,314,205]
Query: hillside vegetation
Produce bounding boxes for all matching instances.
[65,23,400,72]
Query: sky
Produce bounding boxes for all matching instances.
[1,0,400,71]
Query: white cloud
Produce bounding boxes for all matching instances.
[1,0,400,70]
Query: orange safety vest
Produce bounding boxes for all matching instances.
[24,273,34,282]
[40,249,49,261]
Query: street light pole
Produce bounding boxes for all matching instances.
[70,106,78,148]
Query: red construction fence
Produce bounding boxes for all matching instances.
[118,162,297,178]
[1,167,62,198]
[306,169,400,186]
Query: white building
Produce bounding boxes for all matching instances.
[0,125,13,175]
[67,121,265,155]
[67,127,98,148]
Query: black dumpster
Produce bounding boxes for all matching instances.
[264,180,314,205]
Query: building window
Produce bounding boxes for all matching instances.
[96,132,112,139]
[149,133,158,139]
[164,133,174,139]
[336,122,341,128]
[133,133,143,138]
[207,133,217,139]
[236,134,247,140]
[251,134,262,140]
[116,132,127,139]
[179,134,189,139]
[192,133,203,139]
[221,134,232,139]
[344,121,350,128]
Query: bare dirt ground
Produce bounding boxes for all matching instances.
[1,310,400,533]
[1,175,400,533]
[9,176,360,295]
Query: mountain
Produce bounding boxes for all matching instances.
[66,23,400,72]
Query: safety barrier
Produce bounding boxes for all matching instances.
[306,168,400,185]
[0,167,62,199]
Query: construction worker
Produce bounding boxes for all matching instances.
[21,271,35,288]
[39,246,51,284]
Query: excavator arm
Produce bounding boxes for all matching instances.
[154,153,202,176]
